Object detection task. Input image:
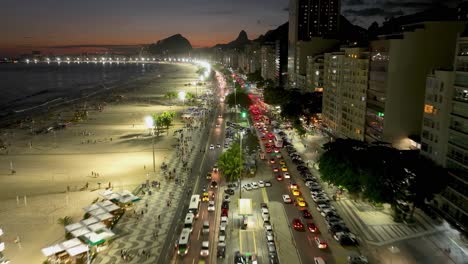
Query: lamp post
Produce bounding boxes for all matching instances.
[145,116,156,173]
[178,91,186,105]
[239,131,243,199]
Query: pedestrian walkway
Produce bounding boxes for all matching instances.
[287,130,447,246]
[94,122,205,264]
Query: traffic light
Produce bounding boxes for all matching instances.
[241,111,247,118]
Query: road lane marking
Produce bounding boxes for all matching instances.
[253,230,257,254]
[239,230,243,253]
[261,187,269,203]
[192,258,195,264]
[198,229,201,240]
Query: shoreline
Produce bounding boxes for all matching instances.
[0,62,203,263]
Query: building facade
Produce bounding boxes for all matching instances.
[261,44,277,82]
[288,0,340,88]
[322,48,368,140]
[365,22,465,149]
[306,54,324,92]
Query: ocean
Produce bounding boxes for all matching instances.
[0,62,161,118]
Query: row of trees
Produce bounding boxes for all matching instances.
[217,142,243,182]
[225,88,251,110]
[151,111,176,136]
[318,139,447,221]
[164,91,195,102]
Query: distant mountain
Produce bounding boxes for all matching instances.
[147,34,192,55]
[339,15,368,45]
[368,6,458,39]
[254,22,288,44]
[213,30,251,50]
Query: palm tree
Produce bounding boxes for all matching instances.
[57,216,73,227]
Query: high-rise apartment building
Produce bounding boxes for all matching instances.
[365,21,465,149]
[421,32,468,230]
[306,54,325,91]
[261,44,277,82]
[288,0,340,88]
[322,48,368,140]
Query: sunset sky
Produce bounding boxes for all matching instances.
[1,0,457,56]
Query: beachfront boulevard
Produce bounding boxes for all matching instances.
[0,62,219,263]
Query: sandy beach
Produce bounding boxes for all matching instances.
[0,62,202,263]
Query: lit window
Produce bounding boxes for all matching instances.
[424,104,434,114]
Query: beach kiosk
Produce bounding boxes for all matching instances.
[41,238,89,264]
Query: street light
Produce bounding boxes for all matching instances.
[239,131,243,199]
[145,116,156,173]
[178,91,186,105]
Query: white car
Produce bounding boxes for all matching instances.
[202,221,210,234]
[218,235,226,247]
[258,180,265,188]
[261,207,269,217]
[320,208,336,217]
[316,204,334,212]
[209,144,215,150]
[208,201,215,212]
[200,241,209,257]
[251,182,259,189]
[265,181,272,187]
[282,194,292,204]
[283,172,290,179]
[216,143,221,148]
[221,216,228,226]
[223,195,230,202]
[216,124,220,128]
[243,184,252,191]
[266,234,274,243]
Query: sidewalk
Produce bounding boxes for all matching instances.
[287,130,452,250]
[94,119,205,264]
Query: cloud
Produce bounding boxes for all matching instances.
[343,8,404,17]
[345,0,365,6]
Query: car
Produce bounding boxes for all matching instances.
[264,223,273,236]
[261,207,270,217]
[274,148,280,153]
[313,196,330,203]
[206,172,212,180]
[283,172,291,179]
[227,182,238,189]
[202,192,209,202]
[208,201,215,212]
[266,148,272,153]
[282,194,292,204]
[209,144,215,150]
[258,180,265,188]
[202,221,210,234]
[329,224,350,234]
[266,234,274,243]
[200,241,209,257]
[261,136,267,141]
[243,184,252,191]
[321,208,336,217]
[297,165,308,171]
[272,167,279,172]
[210,181,218,189]
[292,218,304,231]
[347,255,369,264]
[221,201,229,210]
[317,203,335,212]
[306,181,319,188]
[302,209,312,219]
[217,245,226,258]
[218,234,226,247]
[289,182,299,189]
[218,114,223,119]
[265,180,272,187]
[292,189,301,196]
[307,222,319,233]
[314,236,328,249]
[213,164,219,172]
[216,123,220,128]
[334,232,358,246]
[324,211,340,219]
[223,195,230,203]
[220,216,228,227]
[295,197,307,207]
[314,257,326,264]
[281,165,288,172]
[224,143,229,148]
[279,159,286,165]
[269,158,276,164]
[251,182,259,189]
[224,188,234,195]
[276,174,283,181]
[260,203,268,209]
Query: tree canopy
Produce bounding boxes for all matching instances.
[217,143,243,182]
[318,139,448,215]
[246,70,263,83]
[152,111,176,135]
[225,88,251,110]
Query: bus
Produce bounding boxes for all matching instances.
[188,195,201,218]
[273,133,283,148]
[184,213,195,232]
[176,228,191,256]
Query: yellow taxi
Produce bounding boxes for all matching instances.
[281,165,288,172]
[295,197,307,207]
[202,192,209,202]
[292,189,301,196]
[279,160,286,165]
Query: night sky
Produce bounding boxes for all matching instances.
[0,0,458,56]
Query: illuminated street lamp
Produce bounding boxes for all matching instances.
[145,116,156,173]
[178,91,186,105]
